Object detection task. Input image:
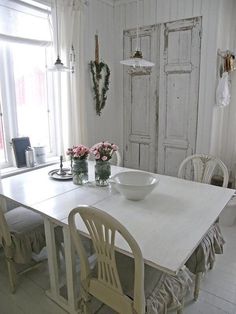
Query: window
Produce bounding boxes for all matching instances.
[0,0,57,168]
[0,88,6,163]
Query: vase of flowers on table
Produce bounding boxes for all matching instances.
[67,145,90,185]
[90,141,118,186]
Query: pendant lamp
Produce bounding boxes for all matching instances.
[48,0,70,72]
[120,0,154,68]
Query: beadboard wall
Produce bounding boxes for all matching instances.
[210,0,236,171]
[82,0,117,149]
[83,0,236,165]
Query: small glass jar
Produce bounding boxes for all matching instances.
[72,159,88,185]
[95,160,111,186]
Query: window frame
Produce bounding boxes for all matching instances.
[0,35,58,169]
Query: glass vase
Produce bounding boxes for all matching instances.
[95,160,111,186]
[72,159,88,185]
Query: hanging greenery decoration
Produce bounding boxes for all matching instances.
[90,60,110,116]
[90,34,110,116]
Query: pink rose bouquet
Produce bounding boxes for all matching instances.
[90,141,118,161]
[66,145,90,160]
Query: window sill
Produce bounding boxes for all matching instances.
[1,157,59,179]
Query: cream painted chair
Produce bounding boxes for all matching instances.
[178,154,229,187]
[0,200,46,293]
[69,205,191,314]
[178,154,229,300]
[110,149,122,166]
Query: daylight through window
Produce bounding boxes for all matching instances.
[0,0,57,168]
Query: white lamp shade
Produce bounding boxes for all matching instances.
[47,64,71,72]
[47,57,71,72]
[120,58,155,67]
[120,50,155,68]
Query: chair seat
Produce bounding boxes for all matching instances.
[4,206,46,264]
[185,222,225,274]
[91,252,191,314]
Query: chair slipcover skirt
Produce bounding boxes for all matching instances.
[185,222,225,274]
[3,207,46,264]
[92,253,192,313]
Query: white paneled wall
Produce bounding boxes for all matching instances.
[210,0,236,173]
[83,0,236,167]
[113,0,221,159]
[82,0,121,149]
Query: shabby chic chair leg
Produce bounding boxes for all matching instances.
[79,288,92,314]
[79,299,92,314]
[177,307,183,314]
[176,297,184,314]
[6,257,17,293]
[209,261,214,270]
[194,272,202,301]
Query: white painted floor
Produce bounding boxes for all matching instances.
[0,225,235,314]
[184,225,236,314]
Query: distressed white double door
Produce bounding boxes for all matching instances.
[123,17,201,176]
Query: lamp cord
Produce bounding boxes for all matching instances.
[136,0,140,51]
[55,0,60,58]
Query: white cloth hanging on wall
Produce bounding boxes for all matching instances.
[216,72,231,107]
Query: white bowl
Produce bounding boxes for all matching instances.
[112,171,158,201]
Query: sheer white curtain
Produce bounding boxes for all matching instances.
[70,5,87,146]
[221,72,236,173]
[50,0,87,157]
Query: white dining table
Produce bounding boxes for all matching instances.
[0,161,234,313]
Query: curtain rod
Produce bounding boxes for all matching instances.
[0,33,52,46]
[7,0,51,13]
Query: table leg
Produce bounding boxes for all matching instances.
[63,226,78,313]
[44,218,60,298]
[44,218,78,313]
[194,272,202,301]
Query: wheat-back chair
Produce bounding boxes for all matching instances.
[178,154,228,300]
[69,205,191,313]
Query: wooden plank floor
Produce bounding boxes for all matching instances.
[0,225,235,314]
[184,225,236,314]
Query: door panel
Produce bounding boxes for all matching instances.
[123,25,159,172]
[123,18,201,176]
[166,73,190,139]
[158,17,201,176]
[165,147,188,177]
[131,76,150,135]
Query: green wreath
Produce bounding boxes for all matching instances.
[90,61,110,116]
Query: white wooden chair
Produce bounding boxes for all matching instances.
[111,149,122,166]
[178,154,229,187]
[0,200,46,293]
[69,205,191,314]
[178,154,229,300]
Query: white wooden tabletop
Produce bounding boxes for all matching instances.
[31,184,112,223]
[0,162,124,208]
[62,174,235,275]
[1,163,234,275]
[0,164,77,206]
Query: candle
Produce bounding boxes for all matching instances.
[95,34,99,64]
